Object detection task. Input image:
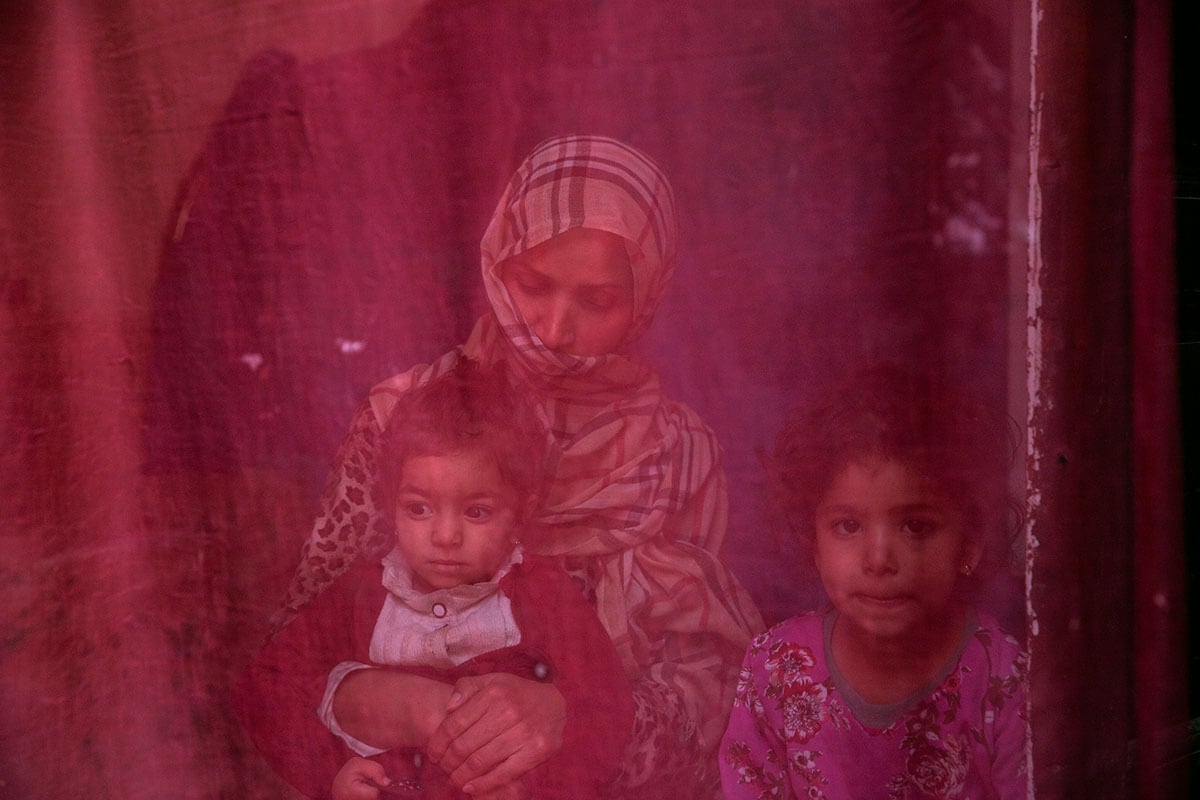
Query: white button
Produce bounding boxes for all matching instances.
[431,602,447,618]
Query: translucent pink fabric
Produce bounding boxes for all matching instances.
[0,1,1183,798]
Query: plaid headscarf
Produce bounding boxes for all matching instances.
[481,134,677,358]
[369,134,760,753]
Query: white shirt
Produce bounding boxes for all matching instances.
[319,546,524,755]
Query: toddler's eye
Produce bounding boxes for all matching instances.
[464,505,493,522]
[403,502,432,519]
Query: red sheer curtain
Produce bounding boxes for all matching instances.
[0,1,1184,797]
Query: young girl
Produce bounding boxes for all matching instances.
[720,365,1027,800]
[267,135,762,798]
[236,361,634,800]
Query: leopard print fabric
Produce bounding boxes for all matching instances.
[611,678,717,800]
[271,401,391,631]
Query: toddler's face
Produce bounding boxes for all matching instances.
[391,449,520,592]
[500,227,634,357]
[812,458,980,646]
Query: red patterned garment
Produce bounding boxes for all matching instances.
[719,610,1028,800]
[274,135,763,797]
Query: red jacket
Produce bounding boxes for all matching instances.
[235,555,634,799]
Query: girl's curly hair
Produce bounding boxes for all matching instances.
[767,364,1019,571]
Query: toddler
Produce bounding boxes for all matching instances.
[720,365,1027,799]
[236,360,633,800]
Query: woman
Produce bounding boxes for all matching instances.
[272,135,763,798]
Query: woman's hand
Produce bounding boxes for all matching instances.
[332,669,455,750]
[331,757,388,800]
[426,673,566,795]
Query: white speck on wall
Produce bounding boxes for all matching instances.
[1153,592,1168,610]
[337,338,367,355]
[239,352,264,371]
[943,216,987,253]
[943,200,1003,255]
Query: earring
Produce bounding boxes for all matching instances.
[961,563,973,576]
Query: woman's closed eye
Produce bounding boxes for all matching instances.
[508,265,550,296]
[578,287,620,311]
[515,280,550,297]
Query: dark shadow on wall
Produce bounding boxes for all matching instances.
[1172,0,1200,773]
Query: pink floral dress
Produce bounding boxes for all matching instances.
[720,610,1028,800]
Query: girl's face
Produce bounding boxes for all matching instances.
[813,458,981,648]
[500,227,635,357]
[392,449,520,592]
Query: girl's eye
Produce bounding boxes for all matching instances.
[464,506,493,522]
[830,518,861,536]
[902,518,938,537]
[403,502,432,519]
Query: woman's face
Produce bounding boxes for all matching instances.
[500,228,635,357]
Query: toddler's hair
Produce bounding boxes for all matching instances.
[768,364,1017,561]
[376,358,546,520]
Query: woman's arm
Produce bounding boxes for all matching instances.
[426,559,636,798]
[426,673,566,793]
[331,668,455,751]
